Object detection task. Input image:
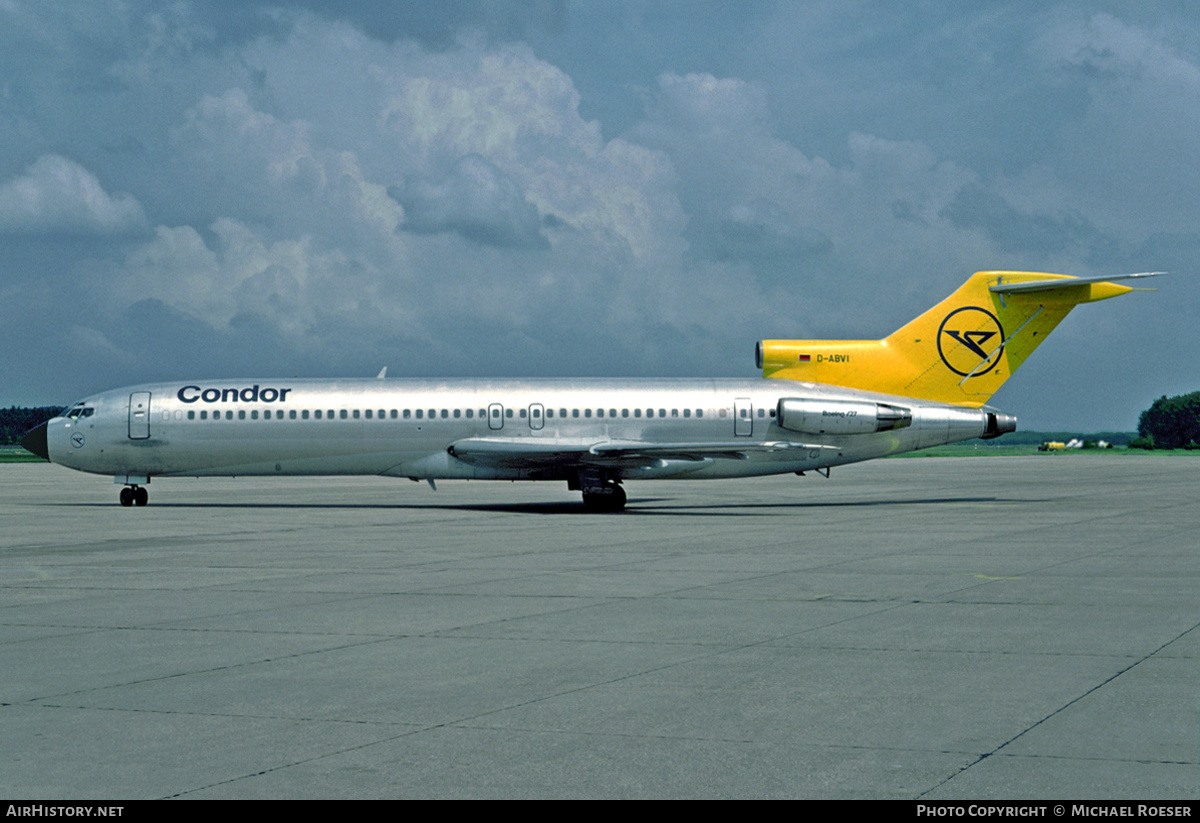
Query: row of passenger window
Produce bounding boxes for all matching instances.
[168,406,754,421]
[177,408,481,421]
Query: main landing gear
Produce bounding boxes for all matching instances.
[119,485,149,507]
[581,482,626,512]
[573,470,627,512]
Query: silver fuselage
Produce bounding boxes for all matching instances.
[44,377,1003,484]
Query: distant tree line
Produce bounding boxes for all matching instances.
[1130,391,1200,450]
[992,430,1133,447]
[0,406,64,446]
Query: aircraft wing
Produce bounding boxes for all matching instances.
[447,437,833,469]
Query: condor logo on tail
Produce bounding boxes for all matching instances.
[937,307,1005,378]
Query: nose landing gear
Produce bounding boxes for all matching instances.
[119,486,149,507]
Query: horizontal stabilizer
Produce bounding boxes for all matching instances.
[989,271,1164,294]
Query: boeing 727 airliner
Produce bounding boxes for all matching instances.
[22,271,1158,510]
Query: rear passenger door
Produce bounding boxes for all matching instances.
[734,397,752,436]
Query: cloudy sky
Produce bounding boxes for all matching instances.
[2,1,1196,430]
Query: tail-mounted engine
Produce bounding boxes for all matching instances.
[776,397,912,435]
[981,411,1017,439]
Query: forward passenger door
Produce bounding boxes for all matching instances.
[128,392,151,440]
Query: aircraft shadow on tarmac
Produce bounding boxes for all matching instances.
[62,495,1004,516]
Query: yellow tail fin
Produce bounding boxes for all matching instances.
[758,271,1158,406]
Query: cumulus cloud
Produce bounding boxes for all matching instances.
[0,154,147,234]
[1031,12,1200,238]
[693,199,831,265]
[115,36,693,369]
[939,184,1103,258]
[628,72,988,318]
[394,154,548,248]
[117,216,414,345]
[383,44,686,268]
[1041,11,1200,88]
[629,72,835,285]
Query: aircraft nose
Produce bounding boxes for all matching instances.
[21,422,49,460]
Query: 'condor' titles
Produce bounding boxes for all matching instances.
[177,385,293,404]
